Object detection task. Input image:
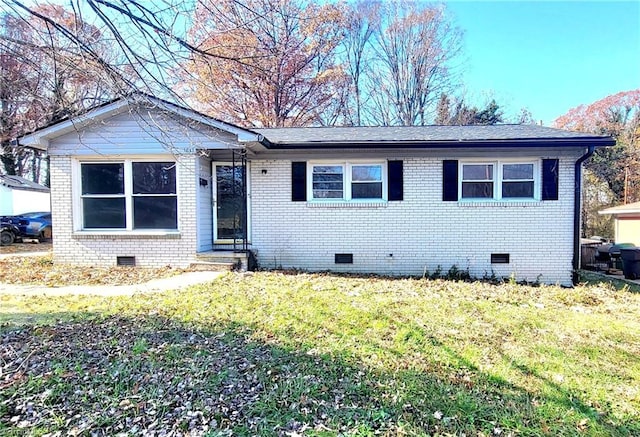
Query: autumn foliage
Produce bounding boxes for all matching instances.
[555,90,640,237]
[184,0,346,128]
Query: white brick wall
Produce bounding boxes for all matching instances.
[249,157,577,285]
[50,155,199,268]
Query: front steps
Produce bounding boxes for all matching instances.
[191,251,250,271]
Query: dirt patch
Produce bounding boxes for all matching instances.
[0,241,52,255]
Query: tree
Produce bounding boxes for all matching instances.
[555,90,640,204]
[555,90,640,238]
[0,3,121,181]
[341,1,380,126]
[434,93,504,125]
[183,0,346,127]
[366,2,462,126]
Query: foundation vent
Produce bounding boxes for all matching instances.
[334,253,353,264]
[491,253,510,264]
[117,256,136,266]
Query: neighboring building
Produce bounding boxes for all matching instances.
[599,202,640,246]
[0,174,51,216]
[18,95,614,285]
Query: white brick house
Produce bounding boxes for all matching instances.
[19,95,614,285]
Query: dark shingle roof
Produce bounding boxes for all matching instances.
[252,124,613,148]
[0,175,50,192]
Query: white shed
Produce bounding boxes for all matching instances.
[0,175,51,216]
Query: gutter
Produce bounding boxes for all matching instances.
[572,145,596,284]
[256,137,614,150]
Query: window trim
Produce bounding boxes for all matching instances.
[458,159,540,201]
[73,157,179,233]
[307,160,388,202]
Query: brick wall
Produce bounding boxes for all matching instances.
[50,155,198,268]
[249,157,577,285]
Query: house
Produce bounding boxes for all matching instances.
[599,202,640,246]
[0,174,51,216]
[18,95,614,285]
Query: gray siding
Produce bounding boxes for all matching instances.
[197,156,213,251]
[48,110,239,156]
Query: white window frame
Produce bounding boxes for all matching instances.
[307,160,387,202]
[73,157,179,233]
[459,159,540,201]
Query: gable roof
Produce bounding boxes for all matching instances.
[16,93,615,151]
[599,201,640,215]
[252,124,615,149]
[0,175,50,193]
[17,93,262,150]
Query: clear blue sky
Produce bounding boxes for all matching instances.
[445,1,640,125]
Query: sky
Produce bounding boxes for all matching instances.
[445,1,640,125]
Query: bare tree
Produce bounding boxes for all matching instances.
[182,0,347,127]
[367,2,463,126]
[0,3,125,181]
[341,1,380,126]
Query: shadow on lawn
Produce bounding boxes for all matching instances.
[1,313,637,436]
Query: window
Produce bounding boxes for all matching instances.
[312,165,344,199]
[352,165,383,199]
[460,161,538,200]
[502,163,534,198]
[309,162,385,201]
[80,161,177,230]
[462,164,494,199]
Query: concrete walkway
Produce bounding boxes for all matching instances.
[0,271,224,296]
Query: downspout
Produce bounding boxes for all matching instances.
[572,145,596,284]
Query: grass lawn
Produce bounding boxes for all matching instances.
[1,272,639,436]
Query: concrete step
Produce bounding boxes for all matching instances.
[195,251,249,271]
[189,261,237,272]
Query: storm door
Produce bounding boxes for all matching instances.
[213,163,247,244]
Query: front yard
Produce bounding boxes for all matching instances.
[1,271,639,436]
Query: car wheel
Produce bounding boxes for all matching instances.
[39,227,52,242]
[0,230,15,246]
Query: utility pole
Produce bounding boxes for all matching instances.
[624,167,629,204]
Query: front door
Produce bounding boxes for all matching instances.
[214,164,246,242]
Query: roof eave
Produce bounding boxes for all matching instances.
[259,136,615,150]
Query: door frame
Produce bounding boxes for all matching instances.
[212,161,251,244]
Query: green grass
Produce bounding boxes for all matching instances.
[1,272,639,435]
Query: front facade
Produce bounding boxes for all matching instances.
[19,96,614,285]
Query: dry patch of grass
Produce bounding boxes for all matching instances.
[0,255,185,286]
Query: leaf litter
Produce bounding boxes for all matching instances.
[0,255,185,286]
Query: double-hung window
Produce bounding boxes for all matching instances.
[460,161,538,200]
[310,162,385,201]
[501,163,534,198]
[80,160,178,230]
[461,163,494,199]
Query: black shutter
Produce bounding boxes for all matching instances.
[443,160,459,201]
[292,161,307,201]
[542,159,559,200]
[388,160,403,201]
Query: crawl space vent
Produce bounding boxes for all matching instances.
[491,253,510,264]
[117,256,136,266]
[334,253,353,264]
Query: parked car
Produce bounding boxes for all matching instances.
[0,221,20,245]
[0,212,52,242]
